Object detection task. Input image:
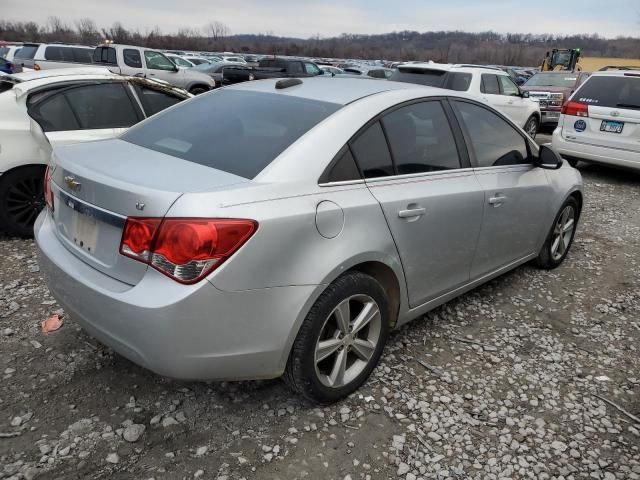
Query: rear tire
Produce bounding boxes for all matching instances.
[524,115,539,139]
[189,86,208,95]
[284,272,390,403]
[0,165,46,238]
[535,196,579,269]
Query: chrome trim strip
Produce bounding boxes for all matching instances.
[57,188,126,228]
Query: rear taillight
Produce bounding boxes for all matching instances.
[561,101,589,117]
[34,63,41,71]
[44,166,54,211]
[120,218,257,284]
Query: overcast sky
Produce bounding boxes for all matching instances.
[4,0,639,39]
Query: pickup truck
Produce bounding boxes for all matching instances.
[520,71,591,127]
[92,44,215,94]
[221,57,324,85]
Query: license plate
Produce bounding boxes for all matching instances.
[600,120,624,134]
[71,210,98,254]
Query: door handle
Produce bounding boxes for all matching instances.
[398,207,426,218]
[488,195,507,206]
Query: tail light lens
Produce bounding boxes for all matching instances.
[561,101,589,117]
[120,218,257,284]
[34,63,41,71]
[44,166,54,211]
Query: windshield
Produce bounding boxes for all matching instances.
[524,73,578,88]
[122,89,341,179]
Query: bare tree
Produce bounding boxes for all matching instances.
[75,18,100,45]
[204,21,230,47]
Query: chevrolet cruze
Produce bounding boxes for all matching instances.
[35,77,583,402]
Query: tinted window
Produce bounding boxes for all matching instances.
[454,101,529,167]
[498,75,519,96]
[480,74,500,94]
[390,68,445,87]
[133,85,182,116]
[65,83,138,129]
[322,147,361,183]
[15,45,38,59]
[350,122,394,178]
[573,75,640,109]
[30,94,80,132]
[44,46,66,61]
[122,90,340,179]
[145,51,175,71]
[93,47,117,65]
[288,62,303,74]
[123,49,142,68]
[444,72,472,91]
[382,101,460,174]
[44,46,92,63]
[0,47,8,57]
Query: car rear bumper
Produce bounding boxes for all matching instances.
[35,211,316,381]
[552,129,640,170]
[540,110,561,125]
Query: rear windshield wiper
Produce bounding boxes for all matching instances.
[616,103,640,110]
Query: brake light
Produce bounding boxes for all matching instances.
[561,101,589,117]
[120,218,257,284]
[44,166,54,211]
[34,63,41,71]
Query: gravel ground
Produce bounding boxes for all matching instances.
[1,162,639,480]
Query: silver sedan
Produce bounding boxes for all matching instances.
[35,77,583,403]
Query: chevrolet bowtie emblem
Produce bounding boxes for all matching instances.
[64,176,81,192]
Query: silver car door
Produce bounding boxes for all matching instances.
[451,99,553,278]
[352,100,484,308]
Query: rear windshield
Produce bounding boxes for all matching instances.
[0,47,9,57]
[574,75,640,109]
[15,45,38,59]
[122,89,341,179]
[524,73,578,88]
[390,68,471,91]
[93,47,117,65]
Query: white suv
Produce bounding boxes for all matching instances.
[552,71,640,171]
[391,63,541,138]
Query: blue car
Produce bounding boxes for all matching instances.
[0,57,21,75]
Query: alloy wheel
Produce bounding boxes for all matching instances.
[314,294,382,389]
[5,175,44,230]
[551,205,575,261]
[525,118,538,139]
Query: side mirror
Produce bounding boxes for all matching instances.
[536,144,563,170]
[521,90,530,98]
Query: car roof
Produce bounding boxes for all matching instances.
[226,76,456,106]
[398,62,507,75]
[8,67,115,82]
[589,70,640,77]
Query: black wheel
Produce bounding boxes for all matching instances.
[524,115,539,139]
[535,196,579,269]
[0,165,46,238]
[566,158,579,168]
[189,86,208,95]
[284,272,390,403]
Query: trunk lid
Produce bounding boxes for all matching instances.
[50,139,249,285]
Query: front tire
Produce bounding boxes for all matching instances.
[524,115,539,139]
[284,272,390,403]
[189,86,208,95]
[0,165,46,238]
[535,196,579,269]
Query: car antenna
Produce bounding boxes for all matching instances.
[275,78,303,89]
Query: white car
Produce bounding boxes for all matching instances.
[221,56,247,64]
[552,71,640,171]
[29,44,95,71]
[391,63,541,138]
[0,44,23,62]
[0,69,190,236]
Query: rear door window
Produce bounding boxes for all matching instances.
[453,100,530,167]
[574,75,640,109]
[122,89,340,179]
[133,85,182,116]
[382,101,461,174]
[350,122,394,178]
[321,147,361,183]
[444,73,472,92]
[123,49,142,68]
[64,83,140,129]
[480,74,500,94]
[15,45,38,59]
[72,48,93,63]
